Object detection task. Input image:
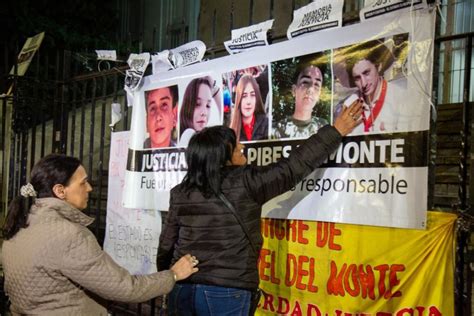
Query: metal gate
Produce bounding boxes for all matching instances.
[1,1,473,315]
[0,46,170,315]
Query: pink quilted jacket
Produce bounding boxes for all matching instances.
[2,198,175,315]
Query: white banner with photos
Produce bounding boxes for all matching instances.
[122,8,435,229]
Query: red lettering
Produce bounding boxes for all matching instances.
[359,264,376,300]
[327,260,346,296]
[308,257,318,292]
[396,308,414,316]
[385,264,405,299]
[262,292,275,312]
[276,296,289,314]
[285,254,317,292]
[344,264,360,297]
[285,254,297,287]
[307,304,322,316]
[291,255,317,293]
[261,218,271,237]
[275,220,285,240]
[296,256,309,290]
[270,251,281,284]
[290,300,302,316]
[316,222,328,247]
[316,222,342,250]
[287,220,297,241]
[333,311,354,316]
[261,219,309,244]
[374,264,389,297]
[297,221,309,244]
[329,223,342,250]
[258,248,271,281]
[428,306,442,316]
[258,249,281,285]
[328,262,405,300]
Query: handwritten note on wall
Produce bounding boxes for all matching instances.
[103,131,162,275]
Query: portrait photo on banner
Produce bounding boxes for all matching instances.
[178,74,223,147]
[332,33,410,135]
[222,64,270,142]
[143,85,179,149]
[271,50,332,140]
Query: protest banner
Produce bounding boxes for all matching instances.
[123,8,435,229]
[256,211,455,315]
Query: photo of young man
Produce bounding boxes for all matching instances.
[333,36,411,134]
[272,52,331,139]
[144,85,179,148]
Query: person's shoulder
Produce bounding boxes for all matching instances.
[43,218,96,254]
[221,166,249,189]
[170,182,198,202]
[170,183,185,195]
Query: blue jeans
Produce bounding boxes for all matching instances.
[168,283,251,316]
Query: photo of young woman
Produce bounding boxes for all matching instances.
[229,74,268,141]
[178,76,222,147]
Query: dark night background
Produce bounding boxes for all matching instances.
[1,0,121,51]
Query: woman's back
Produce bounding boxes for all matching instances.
[2,154,198,315]
[159,166,262,290]
[158,124,344,292]
[2,198,107,315]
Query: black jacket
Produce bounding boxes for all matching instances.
[156,125,341,290]
[240,113,269,141]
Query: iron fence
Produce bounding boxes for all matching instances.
[0,8,473,316]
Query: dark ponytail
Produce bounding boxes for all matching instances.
[3,196,34,240]
[2,154,81,240]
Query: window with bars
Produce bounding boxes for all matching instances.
[437,0,474,103]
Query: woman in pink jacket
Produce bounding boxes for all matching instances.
[2,154,198,315]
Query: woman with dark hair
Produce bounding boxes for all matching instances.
[2,154,198,315]
[179,76,222,147]
[230,74,268,141]
[157,100,363,315]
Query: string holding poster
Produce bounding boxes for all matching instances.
[123,8,435,229]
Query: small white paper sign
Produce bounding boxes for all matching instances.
[287,0,343,39]
[110,102,122,127]
[224,19,274,55]
[360,0,427,21]
[96,50,117,61]
[124,53,150,92]
[169,40,207,68]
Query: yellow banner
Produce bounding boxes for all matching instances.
[256,211,455,315]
